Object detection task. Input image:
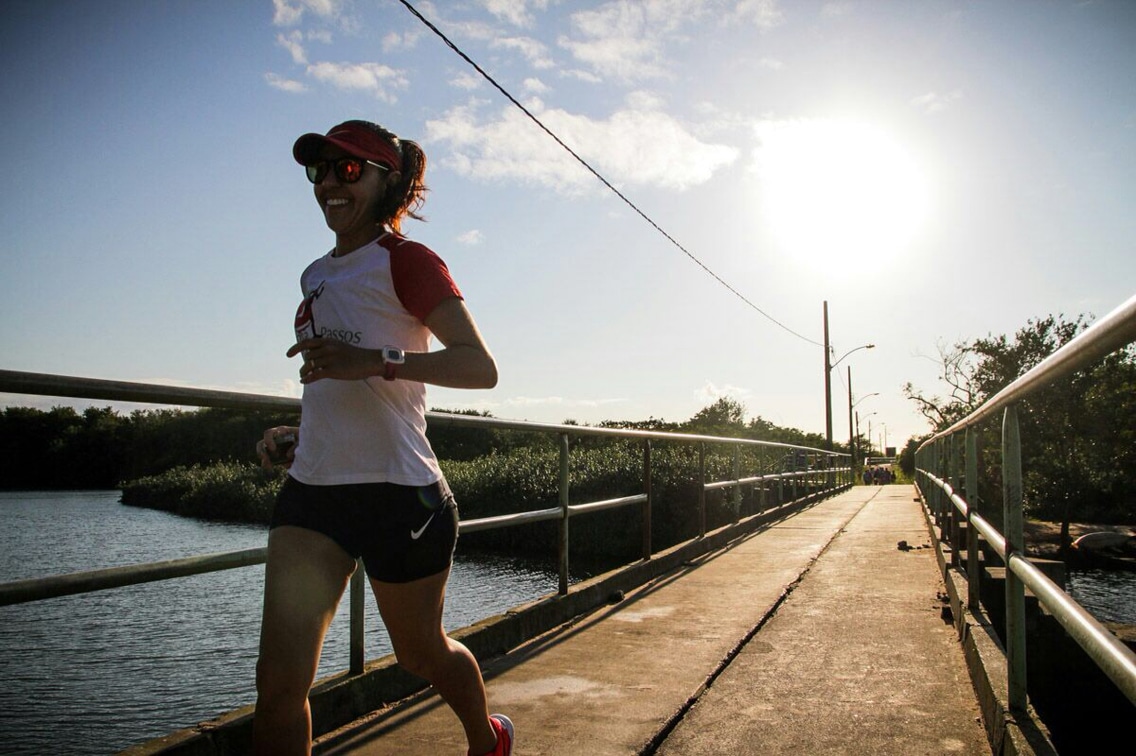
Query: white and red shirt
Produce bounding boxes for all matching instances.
[288,232,462,487]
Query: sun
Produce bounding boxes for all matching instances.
[753,118,931,273]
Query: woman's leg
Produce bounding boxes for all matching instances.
[253,526,357,756]
[371,569,499,754]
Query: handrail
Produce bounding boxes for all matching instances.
[913,290,1136,711]
[0,547,268,606]
[0,369,835,454]
[0,368,850,611]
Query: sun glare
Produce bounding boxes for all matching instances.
[754,118,930,273]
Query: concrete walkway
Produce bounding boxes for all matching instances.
[317,485,990,755]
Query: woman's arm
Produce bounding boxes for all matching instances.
[288,297,497,389]
[401,297,498,388]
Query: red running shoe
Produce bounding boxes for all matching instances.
[470,714,513,756]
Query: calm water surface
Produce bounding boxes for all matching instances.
[0,491,558,756]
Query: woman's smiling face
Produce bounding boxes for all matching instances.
[312,146,394,255]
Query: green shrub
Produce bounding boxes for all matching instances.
[121,461,284,524]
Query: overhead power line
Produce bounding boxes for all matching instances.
[397,0,823,348]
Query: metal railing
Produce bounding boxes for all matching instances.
[0,368,850,679]
[914,292,1136,709]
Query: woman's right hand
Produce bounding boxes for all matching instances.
[257,426,299,470]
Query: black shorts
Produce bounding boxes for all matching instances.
[270,476,459,583]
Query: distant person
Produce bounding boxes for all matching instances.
[862,467,872,485]
[254,120,511,756]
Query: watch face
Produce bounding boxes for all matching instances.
[383,347,405,364]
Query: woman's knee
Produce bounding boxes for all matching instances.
[255,655,314,703]
[392,635,454,680]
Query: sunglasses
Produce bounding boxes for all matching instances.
[305,157,388,185]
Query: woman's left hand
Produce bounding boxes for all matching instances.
[288,337,382,384]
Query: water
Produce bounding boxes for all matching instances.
[0,492,558,755]
[1067,568,1136,625]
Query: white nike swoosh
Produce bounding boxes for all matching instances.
[410,511,437,540]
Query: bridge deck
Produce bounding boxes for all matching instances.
[316,485,990,755]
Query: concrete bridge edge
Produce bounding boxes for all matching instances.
[119,487,846,756]
[915,486,1059,756]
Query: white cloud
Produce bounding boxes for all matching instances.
[820,2,852,19]
[451,71,483,91]
[265,73,308,93]
[733,0,785,29]
[910,89,963,114]
[557,1,714,83]
[272,0,345,27]
[457,229,484,245]
[272,0,303,26]
[491,36,555,69]
[695,380,752,406]
[426,99,738,194]
[759,57,784,70]
[523,77,550,94]
[558,4,670,83]
[305,61,409,101]
[557,1,775,83]
[562,68,603,85]
[276,31,307,65]
[382,30,421,53]
[480,0,550,28]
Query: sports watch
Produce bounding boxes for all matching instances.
[380,346,405,381]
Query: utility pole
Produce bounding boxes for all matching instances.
[823,301,832,450]
[847,365,854,469]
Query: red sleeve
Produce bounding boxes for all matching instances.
[387,237,464,322]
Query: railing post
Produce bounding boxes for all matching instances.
[759,450,767,512]
[558,432,570,596]
[732,444,741,522]
[698,442,707,537]
[949,433,962,568]
[965,427,980,613]
[1003,404,1027,711]
[642,439,653,559]
[777,460,784,505]
[936,438,946,522]
[349,558,365,675]
[791,453,799,503]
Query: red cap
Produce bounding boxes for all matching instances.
[292,121,402,171]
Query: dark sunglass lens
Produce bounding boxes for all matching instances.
[306,162,328,184]
[335,158,364,183]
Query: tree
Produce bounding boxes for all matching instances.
[682,396,748,436]
[904,313,1136,541]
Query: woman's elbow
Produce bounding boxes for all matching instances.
[478,356,499,389]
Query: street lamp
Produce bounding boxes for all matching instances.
[848,387,879,470]
[858,411,878,459]
[823,301,875,450]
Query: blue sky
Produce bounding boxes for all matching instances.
[2,0,1134,451]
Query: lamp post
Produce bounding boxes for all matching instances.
[858,411,878,459]
[823,301,875,451]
